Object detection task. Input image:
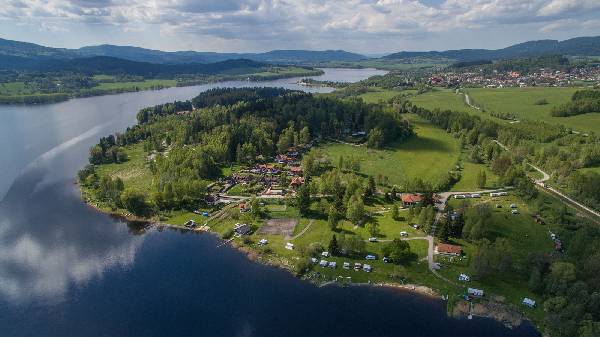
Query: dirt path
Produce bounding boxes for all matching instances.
[290,219,314,241]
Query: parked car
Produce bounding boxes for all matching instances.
[365,255,376,260]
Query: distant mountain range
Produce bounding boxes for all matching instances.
[384,36,600,62]
[0,38,366,66]
[2,36,600,73]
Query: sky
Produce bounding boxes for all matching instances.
[1,0,600,54]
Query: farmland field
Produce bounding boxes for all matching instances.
[465,87,599,133]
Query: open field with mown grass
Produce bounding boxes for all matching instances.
[451,161,500,192]
[465,87,599,133]
[410,89,478,114]
[318,114,460,188]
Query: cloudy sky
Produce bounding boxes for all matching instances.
[1,0,600,54]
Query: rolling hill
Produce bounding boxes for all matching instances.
[384,36,600,62]
[0,38,366,65]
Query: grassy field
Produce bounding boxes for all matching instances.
[0,82,29,95]
[93,143,154,192]
[358,88,417,104]
[410,89,478,114]
[95,79,177,90]
[465,87,599,133]
[319,114,460,187]
[451,161,500,192]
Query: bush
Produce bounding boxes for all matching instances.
[534,98,548,105]
[222,228,234,239]
[294,258,312,276]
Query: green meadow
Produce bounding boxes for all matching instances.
[465,87,599,133]
[319,114,461,187]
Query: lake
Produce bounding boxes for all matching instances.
[0,68,538,336]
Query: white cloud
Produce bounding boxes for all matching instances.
[1,0,599,52]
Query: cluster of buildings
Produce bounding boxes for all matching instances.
[207,146,309,203]
[428,66,600,88]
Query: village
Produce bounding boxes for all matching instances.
[428,65,600,88]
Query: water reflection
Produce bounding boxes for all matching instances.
[0,164,144,303]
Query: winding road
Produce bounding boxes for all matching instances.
[494,140,600,220]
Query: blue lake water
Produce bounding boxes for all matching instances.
[0,68,539,336]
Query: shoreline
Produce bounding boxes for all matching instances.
[81,188,536,332]
[0,69,324,106]
[82,192,440,297]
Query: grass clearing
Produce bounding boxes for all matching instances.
[319,114,460,187]
[451,161,500,192]
[94,143,154,192]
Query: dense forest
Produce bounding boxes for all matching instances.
[80,87,413,214]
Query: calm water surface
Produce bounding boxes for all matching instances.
[0,68,538,336]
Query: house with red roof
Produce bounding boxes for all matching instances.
[435,243,463,256]
[401,193,422,207]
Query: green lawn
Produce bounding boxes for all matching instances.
[465,87,599,133]
[319,114,461,187]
